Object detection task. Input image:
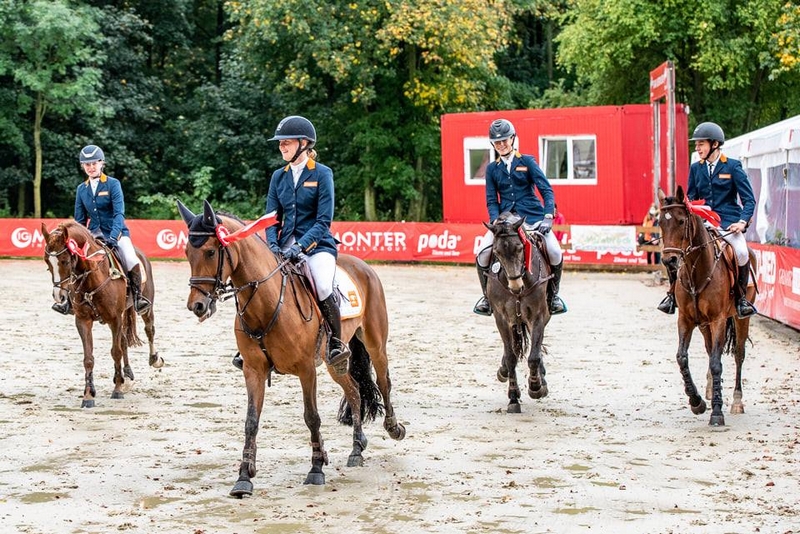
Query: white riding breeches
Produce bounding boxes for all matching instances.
[303,250,337,301]
[114,235,140,271]
[477,222,563,267]
[721,229,750,266]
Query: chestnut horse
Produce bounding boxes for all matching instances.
[42,221,162,408]
[484,212,552,413]
[178,200,405,497]
[658,187,756,426]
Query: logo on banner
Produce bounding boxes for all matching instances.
[793,267,800,296]
[11,227,44,249]
[156,229,189,250]
[756,249,776,284]
[335,231,407,252]
[417,230,461,256]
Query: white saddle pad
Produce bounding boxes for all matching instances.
[335,269,364,319]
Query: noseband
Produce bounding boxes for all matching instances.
[493,229,526,282]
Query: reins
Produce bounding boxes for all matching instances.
[660,202,734,300]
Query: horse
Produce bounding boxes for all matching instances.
[177,200,405,497]
[42,221,163,408]
[658,186,756,426]
[484,212,552,413]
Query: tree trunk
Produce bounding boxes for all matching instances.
[33,92,45,218]
[364,180,376,221]
[16,186,25,217]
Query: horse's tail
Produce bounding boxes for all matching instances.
[337,336,385,426]
[723,317,736,356]
[513,323,529,361]
[123,307,143,348]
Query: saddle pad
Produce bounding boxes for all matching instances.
[335,269,364,319]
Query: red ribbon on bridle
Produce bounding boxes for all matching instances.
[518,227,532,272]
[215,211,279,247]
[66,238,104,262]
[685,199,721,227]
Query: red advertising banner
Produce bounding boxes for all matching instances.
[650,61,671,102]
[4,219,798,330]
[750,243,800,331]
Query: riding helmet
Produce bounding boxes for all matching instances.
[689,122,725,146]
[268,116,317,149]
[489,119,516,142]
[79,145,105,163]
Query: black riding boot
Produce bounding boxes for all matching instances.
[473,262,492,316]
[547,261,567,315]
[52,296,72,315]
[128,265,152,315]
[318,294,351,375]
[735,264,757,318]
[657,263,678,314]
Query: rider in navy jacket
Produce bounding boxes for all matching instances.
[474,118,566,317]
[657,122,757,318]
[66,145,150,315]
[260,115,350,375]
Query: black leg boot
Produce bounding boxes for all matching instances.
[318,294,351,375]
[735,264,757,318]
[473,261,492,316]
[547,261,567,315]
[657,263,678,314]
[128,265,152,315]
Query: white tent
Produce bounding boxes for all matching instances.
[721,116,800,247]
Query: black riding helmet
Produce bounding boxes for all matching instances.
[689,122,725,146]
[488,119,516,143]
[268,116,317,164]
[79,145,105,164]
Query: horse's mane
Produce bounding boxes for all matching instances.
[59,220,94,243]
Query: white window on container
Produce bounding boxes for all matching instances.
[540,136,597,183]
[463,135,518,185]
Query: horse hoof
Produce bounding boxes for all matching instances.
[81,399,95,409]
[529,385,548,399]
[497,367,508,383]
[388,423,406,441]
[347,454,364,467]
[149,353,164,369]
[730,403,745,415]
[229,480,253,498]
[709,414,725,427]
[691,399,707,415]
[123,366,135,381]
[111,391,124,400]
[507,403,521,414]
[303,472,326,485]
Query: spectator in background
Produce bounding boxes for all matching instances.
[640,204,661,265]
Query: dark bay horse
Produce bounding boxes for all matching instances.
[178,200,405,497]
[42,221,162,408]
[484,212,552,413]
[658,187,756,426]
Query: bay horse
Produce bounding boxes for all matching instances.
[484,212,552,413]
[177,200,405,497]
[42,221,163,408]
[658,187,756,426]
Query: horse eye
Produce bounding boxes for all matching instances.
[204,249,216,260]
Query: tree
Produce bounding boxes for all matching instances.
[0,0,106,217]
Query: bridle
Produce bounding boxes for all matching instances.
[493,228,526,283]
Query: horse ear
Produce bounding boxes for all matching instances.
[512,217,524,231]
[202,199,217,226]
[41,222,50,240]
[676,185,685,202]
[177,199,196,225]
[657,189,666,204]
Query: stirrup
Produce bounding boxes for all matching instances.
[52,299,72,315]
[134,297,151,315]
[549,295,567,315]
[327,339,351,375]
[657,294,676,315]
[736,299,757,319]
[473,296,492,316]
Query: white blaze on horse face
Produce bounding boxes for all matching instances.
[47,255,67,302]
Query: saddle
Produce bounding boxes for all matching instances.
[706,227,758,295]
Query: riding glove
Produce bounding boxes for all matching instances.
[538,218,553,234]
[284,244,303,261]
[269,243,282,256]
